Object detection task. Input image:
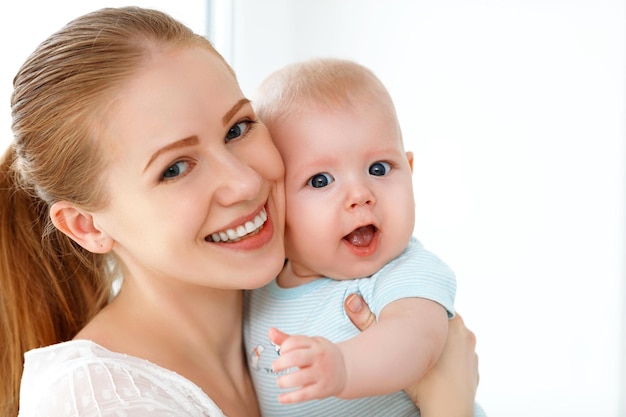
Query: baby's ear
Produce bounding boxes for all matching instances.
[405,151,414,172]
[49,201,113,254]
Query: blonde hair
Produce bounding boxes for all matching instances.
[0,7,228,415]
[253,58,399,129]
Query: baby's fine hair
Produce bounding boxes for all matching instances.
[253,58,399,128]
[0,7,227,415]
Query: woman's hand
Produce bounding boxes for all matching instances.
[344,294,478,417]
[405,313,478,417]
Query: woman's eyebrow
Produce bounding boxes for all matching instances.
[144,135,199,172]
[223,98,251,125]
[143,98,249,173]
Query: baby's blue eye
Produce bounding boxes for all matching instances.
[307,172,334,188]
[369,161,391,177]
[162,160,190,179]
[226,121,250,141]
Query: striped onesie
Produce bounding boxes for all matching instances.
[243,237,457,417]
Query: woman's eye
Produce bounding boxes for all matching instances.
[307,172,334,188]
[369,161,391,177]
[226,120,255,142]
[161,160,191,180]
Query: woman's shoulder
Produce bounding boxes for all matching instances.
[19,339,225,417]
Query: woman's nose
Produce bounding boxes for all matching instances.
[212,154,263,206]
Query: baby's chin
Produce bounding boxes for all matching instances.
[322,258,389,281]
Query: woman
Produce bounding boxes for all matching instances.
[0,7,479,416]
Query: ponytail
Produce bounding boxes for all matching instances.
[0,146,113,417]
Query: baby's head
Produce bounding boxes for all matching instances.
[254,58,415,280]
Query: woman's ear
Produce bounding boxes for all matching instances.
[49,201,113,254]
[406,151,414,172]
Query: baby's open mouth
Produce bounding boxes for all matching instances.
[343,225,377,247]
[205,208,267,243]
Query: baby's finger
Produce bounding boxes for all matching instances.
[276,368,316,390]
[278,334,315,353]
[268,327,290,348]
[272,348,313,373]
[278,383,321,404]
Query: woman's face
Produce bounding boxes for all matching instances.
[92,46,285,290]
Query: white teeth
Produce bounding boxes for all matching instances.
[208,208,268,243]
[254,215,264,228]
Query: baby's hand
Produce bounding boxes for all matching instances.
[269,327,347,403]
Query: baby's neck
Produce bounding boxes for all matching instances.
[276,260,322,288]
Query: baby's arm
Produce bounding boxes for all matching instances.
[339,296,447,398]
[345,295,479,417]
[270,296,448,403]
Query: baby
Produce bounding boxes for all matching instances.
[244,58,462,416]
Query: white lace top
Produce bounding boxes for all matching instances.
[18,340,226,416]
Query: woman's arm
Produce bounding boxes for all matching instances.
[344,294,479,417]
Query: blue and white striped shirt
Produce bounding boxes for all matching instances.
[243,237,457,417]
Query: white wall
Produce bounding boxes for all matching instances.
[221,1,625,416]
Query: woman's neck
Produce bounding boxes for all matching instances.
[84,273,243,351]
[75,276,258,416]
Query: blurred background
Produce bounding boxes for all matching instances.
[1,1,624,416]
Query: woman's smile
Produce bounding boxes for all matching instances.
[207,207,267,243]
